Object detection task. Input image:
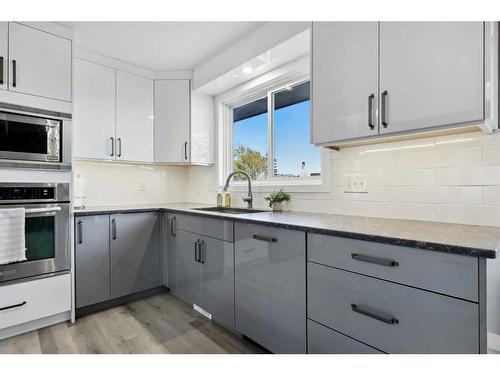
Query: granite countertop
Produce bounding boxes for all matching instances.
[74,203,500,259]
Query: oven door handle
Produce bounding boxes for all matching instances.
[25,207,62,214]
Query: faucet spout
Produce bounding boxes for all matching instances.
[223,170,253,209]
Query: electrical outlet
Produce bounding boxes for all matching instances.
[346,175,368,193]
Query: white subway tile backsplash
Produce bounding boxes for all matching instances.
[484,186,500,206]
[435,205,500,227]
[435,166,500,186]
[483,145,500,165]
[369,169,435,186]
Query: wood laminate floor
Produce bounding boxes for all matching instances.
[0,293,265,354]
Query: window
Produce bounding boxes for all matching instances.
[231,80,321,183]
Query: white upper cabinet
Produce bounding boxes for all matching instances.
[73,58,116,160]
[379,22,484,135]
[0,22,7,91]
[8,22,72,102]
[155,79,214,165]
[116,71,154,163]
[155,80,191,163]
[312,22,492,146]
[312,22,379,144]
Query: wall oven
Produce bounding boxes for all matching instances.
[0,183,70,284]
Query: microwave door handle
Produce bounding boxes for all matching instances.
[24,207,62,214]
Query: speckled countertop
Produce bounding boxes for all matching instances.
[74,203,499,258]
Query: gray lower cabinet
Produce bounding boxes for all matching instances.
[166,214,177,292]
[308,262,479,353]
[110,212,162,299]
[308,320,383,354]
[75,215,110,309]
[234,223,306,353]
[174,226,235,329]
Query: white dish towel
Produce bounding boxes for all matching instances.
[0,208,27,265]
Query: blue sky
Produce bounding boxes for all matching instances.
[233,100,321,176]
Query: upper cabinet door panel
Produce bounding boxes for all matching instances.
[73,58,116,160]
[379,22,484,134]
[116,71,154,163]
[8,22,72,102]
[154,80,191,163]
[0,22,7,91]
[312,22,379,143]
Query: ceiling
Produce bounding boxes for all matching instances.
[60,22,264,71]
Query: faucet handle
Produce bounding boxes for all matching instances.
[241,193,252,202]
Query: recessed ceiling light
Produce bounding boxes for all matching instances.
[242,66,253,74]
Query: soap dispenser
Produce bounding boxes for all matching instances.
[217,190,223,207]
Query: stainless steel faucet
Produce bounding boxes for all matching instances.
[223,170,253,209]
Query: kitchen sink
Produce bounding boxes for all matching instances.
[192,206,267,214]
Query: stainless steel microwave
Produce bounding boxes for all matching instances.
[0,111,64,163]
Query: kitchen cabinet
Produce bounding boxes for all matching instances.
[75,215,110,308]
[234,223,306,353]
[0,22,7,91]
[116,70,154,162]
[110,212,162,299]
[154,80,214,165]
[312,22,379,143]
[73,58,154,163]
[169,213,235,329]
[8,22,71,102]
[73,58,116,160]
[312,22,492,146]
[74,212,162,310]
[379,22,484,134]
[166,214,177,292]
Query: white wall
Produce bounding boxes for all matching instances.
[73,160,187,207]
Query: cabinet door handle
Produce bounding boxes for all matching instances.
[368,93,375,130]
[170,216,176,237]
[117,138,122,157]
[381,90,388,128]
[184,141,188,160]
[0,301,26,312]
[0,56,4,85]
[110,137,114,157]
[200,240,205,264]
[12,59,16,88]
[111,218,117,240]
[194,240,200,262]
[252,234,277,243]
[351,253,399,267]
[351,304,399,325]
[77,220,83,244]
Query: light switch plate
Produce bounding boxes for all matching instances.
[345,175,368,193]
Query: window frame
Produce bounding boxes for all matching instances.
[216,61,330,193]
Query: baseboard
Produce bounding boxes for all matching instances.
[0,311,71,340]
[488,332,500,353]
[76,286,168,318]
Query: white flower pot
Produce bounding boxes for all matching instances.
[272,202,284,212]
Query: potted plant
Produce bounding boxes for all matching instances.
[264,189,291,212]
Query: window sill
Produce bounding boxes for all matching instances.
[228,178,330,193]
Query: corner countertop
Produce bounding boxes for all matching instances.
[74,203,499,259]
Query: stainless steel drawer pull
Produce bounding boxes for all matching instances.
[252,234,277,243]
[351,253,399,267]
[351,304,399,325]
[25,207,62,214]
[0,301,26,312]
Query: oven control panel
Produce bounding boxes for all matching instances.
[0,187,55,201]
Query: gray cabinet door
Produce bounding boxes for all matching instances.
[110,212,162,299]
[75,215,110,308]
[312,22,379,144]
[166,214,177,292]
[199,234,234,329]
[308,262,479,353]
[234,223,306,353]
[379,22,484,134]
[175,229,200,305]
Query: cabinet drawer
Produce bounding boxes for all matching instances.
[308,319,383,354]
[171,213,233,242]
[308,233,478,301]
[308,263,479,353]
[0,274,71,330]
